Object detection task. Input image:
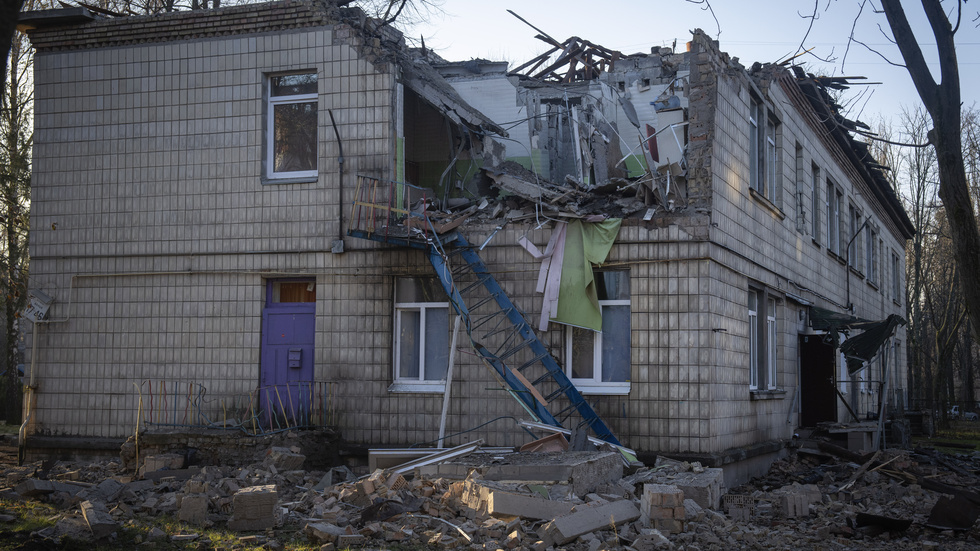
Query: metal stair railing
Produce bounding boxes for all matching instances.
[347,175,621,445]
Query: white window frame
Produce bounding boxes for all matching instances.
[749,98,761,193]
[828,181,841,255]
[565,272,631,395]
[749,290,760,390]
[565,300,632,395]
[749,288,779,391]
[391,278,450,393]
[811,163,821,243]
[765,116,778,201]
[891,250,902,304]
[767,297,777,388]
[266,72,318,181]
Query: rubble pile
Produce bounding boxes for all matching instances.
[2,436,980,550]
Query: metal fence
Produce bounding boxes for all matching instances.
[135,380,338,435]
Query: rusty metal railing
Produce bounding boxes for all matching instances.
[135,380,338,436]
[349,175,439,245]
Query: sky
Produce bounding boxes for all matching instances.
[410,1,979,134]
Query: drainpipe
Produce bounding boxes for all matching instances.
[329,109,345,254]
[844,218,870,312]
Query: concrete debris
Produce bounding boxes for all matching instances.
[79,499,118,539]
[5,435,980,549]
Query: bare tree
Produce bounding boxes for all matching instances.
[879,0,980,347]
[0,2,32,424]
[0,1,25,82]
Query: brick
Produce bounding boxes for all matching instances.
[305,522,346,544]
[263,447,306,472]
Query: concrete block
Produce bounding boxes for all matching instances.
[227,484,278,531]
[632,528,672,551]
[460,480,575,520]
[440,451,622,495]
[779,492,809,518]
[540,500,641,545]
[178,494,209,526]
[667,468,724,509]
[15,479,85,497]
[80,500,118,539]
[305,522,347,544]
[651,517,684,534]
[142,453,185,473]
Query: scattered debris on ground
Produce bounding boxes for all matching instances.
[2,429,980,550]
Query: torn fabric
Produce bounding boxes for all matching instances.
[519,222,568,331]
[553,218,622,331]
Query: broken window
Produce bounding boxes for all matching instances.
[266,72,318,181]
[393,277,449,391]
[749,287,779,391]
[565,271,631,395]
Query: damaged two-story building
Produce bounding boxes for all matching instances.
[19,0,912,483]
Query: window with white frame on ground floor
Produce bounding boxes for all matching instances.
[749,287,779,391]
[565,271,631,394]
[392,277,449,392]
[266,72,318,182]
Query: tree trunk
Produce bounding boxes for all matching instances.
[881,0,980,348]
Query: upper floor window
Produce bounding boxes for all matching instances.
[867,228,880,286]
[566,271,631,395]
[827,181,841,256]
[393,277,449,392]
[810,164,821,243]
[266,72,318,181]
[891,251,902,304]
[749,96,780,204]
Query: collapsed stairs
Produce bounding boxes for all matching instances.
[348,176,621,446]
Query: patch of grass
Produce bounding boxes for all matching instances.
[0,423,18,436]
[0,496,322,551]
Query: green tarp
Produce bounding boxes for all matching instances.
[553,219,622,331]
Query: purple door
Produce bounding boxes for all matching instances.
[260,279,316,428]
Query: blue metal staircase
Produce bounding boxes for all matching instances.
[348,176,621,446]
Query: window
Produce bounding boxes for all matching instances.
[766,115,778,200]
[847,205,861,269]
[749,96,781,204]
[827,181,841,255]
[266,72,318,181]
[867,229,879,285]
[566,271,631,394]
[811,164,821,242]
[749,288,779,391]
[749,98,760,192]
[393,277,449,391]
[891,251,902,304]
[795,143,805,233]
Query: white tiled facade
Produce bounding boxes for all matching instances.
[26,4,909,469]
